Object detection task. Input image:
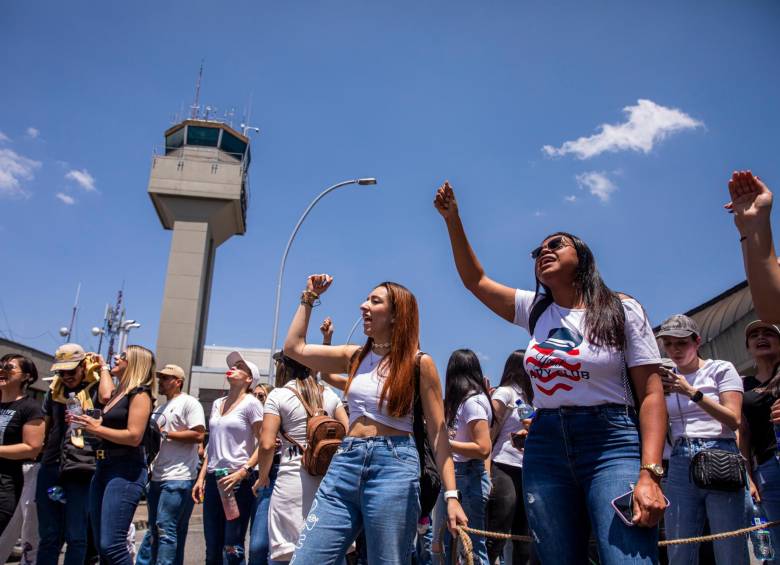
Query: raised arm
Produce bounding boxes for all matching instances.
[283,274,360,375]
[727,171,780,322]
[318,317,349,391]
[419,354,467,533]
[434,181,516,322]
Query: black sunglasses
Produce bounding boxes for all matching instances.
[530,236,569,260]
[0,362,18,372]
[57,368,79,377]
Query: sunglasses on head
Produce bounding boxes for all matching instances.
[530,236,569,260]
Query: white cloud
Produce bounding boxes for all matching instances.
[0,148,41,198]
[65,169,96,191]
[533,210,545,217]
[25,127,40,139]
[564,195,577,203]
[543,99,703,159]
[56,192,75,205]
[0,132,9,143]
[576,171,617,203]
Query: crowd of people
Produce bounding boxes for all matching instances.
[0,171,778,564]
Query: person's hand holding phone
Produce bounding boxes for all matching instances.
[631,476,667,527]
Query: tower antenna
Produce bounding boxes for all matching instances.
[190,60,204,119]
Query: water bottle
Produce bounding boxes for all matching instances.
[66,393,83,432]
[515,399,535,420]
[214,468,240,520]
[47,486,66,504]
[750,501,775,560]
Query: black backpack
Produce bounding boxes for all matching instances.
[412,352,442,518]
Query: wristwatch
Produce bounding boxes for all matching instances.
[161,431,169,442]
[640,463,665,479]
[242,465,254,475]
[443,489,461,502]
[690,390,704,403]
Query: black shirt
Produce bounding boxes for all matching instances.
[0,395,44,475]
[98,386,151,455]
[743,376,778,466]
[41,383,99,466]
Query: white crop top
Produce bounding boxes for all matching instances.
[347,351,413,433]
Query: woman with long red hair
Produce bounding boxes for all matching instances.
[283,274,466,563]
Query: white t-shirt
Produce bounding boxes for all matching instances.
[450,393,492,463]
[206,394,263,472]
[514,290,662,409]
[490,385,529,468]
[151,393,206,481]
[264,382,344,560]
[666,359,744,442]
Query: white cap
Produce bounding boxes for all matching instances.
[226,351,261,389]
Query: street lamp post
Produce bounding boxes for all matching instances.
[267,178,378,381]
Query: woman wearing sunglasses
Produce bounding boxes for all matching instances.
[0,354,44,536]
[70,345,154,565]
[434,181,667,564]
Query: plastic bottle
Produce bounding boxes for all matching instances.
[515,399,535,420]
[47,486,66,504]
[750,501,775,560]
[66,392,83,433]
[214,468,240,520]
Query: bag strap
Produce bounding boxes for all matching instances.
[412,351,425,427]
[280,384,323,453]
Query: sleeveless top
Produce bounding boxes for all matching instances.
[347,351,413,433]
[98,385,151,457]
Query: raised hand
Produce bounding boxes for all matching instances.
[725,170,773,233]
[307,274,333,296]
[433,181,459,220]
[320,317,334,344]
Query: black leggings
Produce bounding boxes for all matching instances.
[0,470,23,536]
[485,461,538,565]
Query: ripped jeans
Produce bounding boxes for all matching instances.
[291,435,420,564]
[523,404,658,565]
[204,470,257,565]
[136,480,195,565]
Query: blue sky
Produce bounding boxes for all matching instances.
[2,1,779,382]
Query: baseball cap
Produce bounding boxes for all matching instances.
[51,343,87,372]
[656,314,700,339]
[156,364,186,381]
[272,350,310,376]
[745,320,780,340]
[226,351,261,389]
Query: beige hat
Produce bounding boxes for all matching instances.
[745,320,780,341]
[51,343,87,372]
[156,364,186,381]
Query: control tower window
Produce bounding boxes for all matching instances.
[219,132,247,160]
[187,126,220,148]
[165,128,185,154]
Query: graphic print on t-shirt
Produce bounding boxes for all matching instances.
[526,327,589,396]
[0,408,15,444]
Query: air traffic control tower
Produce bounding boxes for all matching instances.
[147,118,252,384]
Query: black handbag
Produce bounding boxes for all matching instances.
[689,449,746,492]
[412,352,442,517]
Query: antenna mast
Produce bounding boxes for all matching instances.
[190,60,204,119]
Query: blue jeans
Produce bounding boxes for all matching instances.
[665,438,749,565]
[89,457,147,565]
[523,405,658,565]
[411,516,433,565]
[248,463,279,565]
[433,459,490,565]
[291,435,420,565]
[664,438,749,565]
[35,463,92,565]
[204,470,257,565]
[136,479,195,565]
[756,456,780,564]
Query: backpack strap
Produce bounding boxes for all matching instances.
[412,351,425,425]
[528,295,554,335]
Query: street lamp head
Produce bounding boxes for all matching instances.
[357,178,377,186]
[91,327,104,336]
[59,327,70,337]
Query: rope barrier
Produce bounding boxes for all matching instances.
[433,520,780,563]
